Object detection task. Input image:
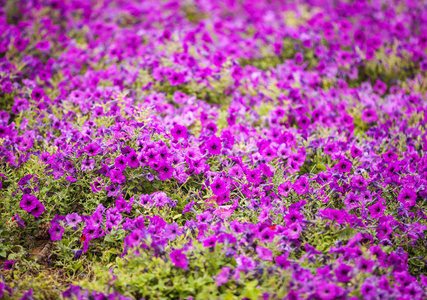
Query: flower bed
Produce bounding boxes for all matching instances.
[1,0,427,299]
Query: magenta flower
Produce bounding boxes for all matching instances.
[374,79,387,95]
[258,228,275,243]
[295,52,304,64]
[30,202,45,218]
[20,194,38,212]
[211,178,227,196]
[171,124,187,140]
[109,169,126,184]
[293,177,309,195]
[256,246,273,261]
[382,149,398,162]
[317,282,341,300]
[216,267,231,286]
[114,155,127,171]
[49,223,65,241]
[126,151,140,168]
[3,260,14,270]
[335,263,352,282]
[203,235,218,248]
[65,213,82,227]
[369,201,385,219]
[157,162,174,181]
[116,195,132,214]
[205,136,222,155]
[334,159,352,173]
[278,182,292,197]
[81,159,95,171]
[351,175,367,189]
[298,115,310,129]
[31,88,45,102]
[361,109,378,123]
[397,188,417,208]
[84,143,101,156]
[170,249,188,269]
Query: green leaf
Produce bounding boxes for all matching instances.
[316,164,327,171]
[338,227,357,241]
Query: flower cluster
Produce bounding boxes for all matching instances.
[0,0,427,299]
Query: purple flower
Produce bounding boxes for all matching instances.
[3,260,14,270]
[293,177,309,195]
[84,143,101,156]
[171,124,187,140]
[14,214,25,227]
[81,158,95,171]
[361,109,378,123]
[317,282,341,300]
[203,235,218,248]
[182,201,195,214]
[205,136,222,155]
[398,188,417,208]
[211,178,227,196]
[157,162,174,181]
[369,201,385,219]
[66,213,82,227]
[109,169,126,184]
[164,223,182,241]
[116,195,133,214]
[344,192,360,210]
[170,249,188,269]
[20,289,34,300]
[335,263,352,282]
[20,194,38,212]
[126,150,140,168]
[334,159,352,173]
[376,222,393,240]
[216,267,231,286]
[256,246,273,261]
[360,283,377,298]
[49,223,65,241]
[115,155,127,171]
[357,258,374,273]
[30,202,45,218]
[146,173,154,181]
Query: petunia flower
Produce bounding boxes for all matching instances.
[30,202,45,218]
[3,260,14,270]
[335,263,352,282]
[20,194,38,212]
[65,213,82,227]
[49,223,65,241]
[216,267,231,286]
[114,155,127,171]
[397,188,417,208]
[211,178,227,196]
[170,249,188,269]
[171,124,187,140]
[205,136,222,155]
[369,201,385,219]
[256,246,273,261]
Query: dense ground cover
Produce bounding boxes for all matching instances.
[1,0,427,299]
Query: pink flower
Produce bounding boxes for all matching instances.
[397,188,417,208]
[170,249,188,269]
